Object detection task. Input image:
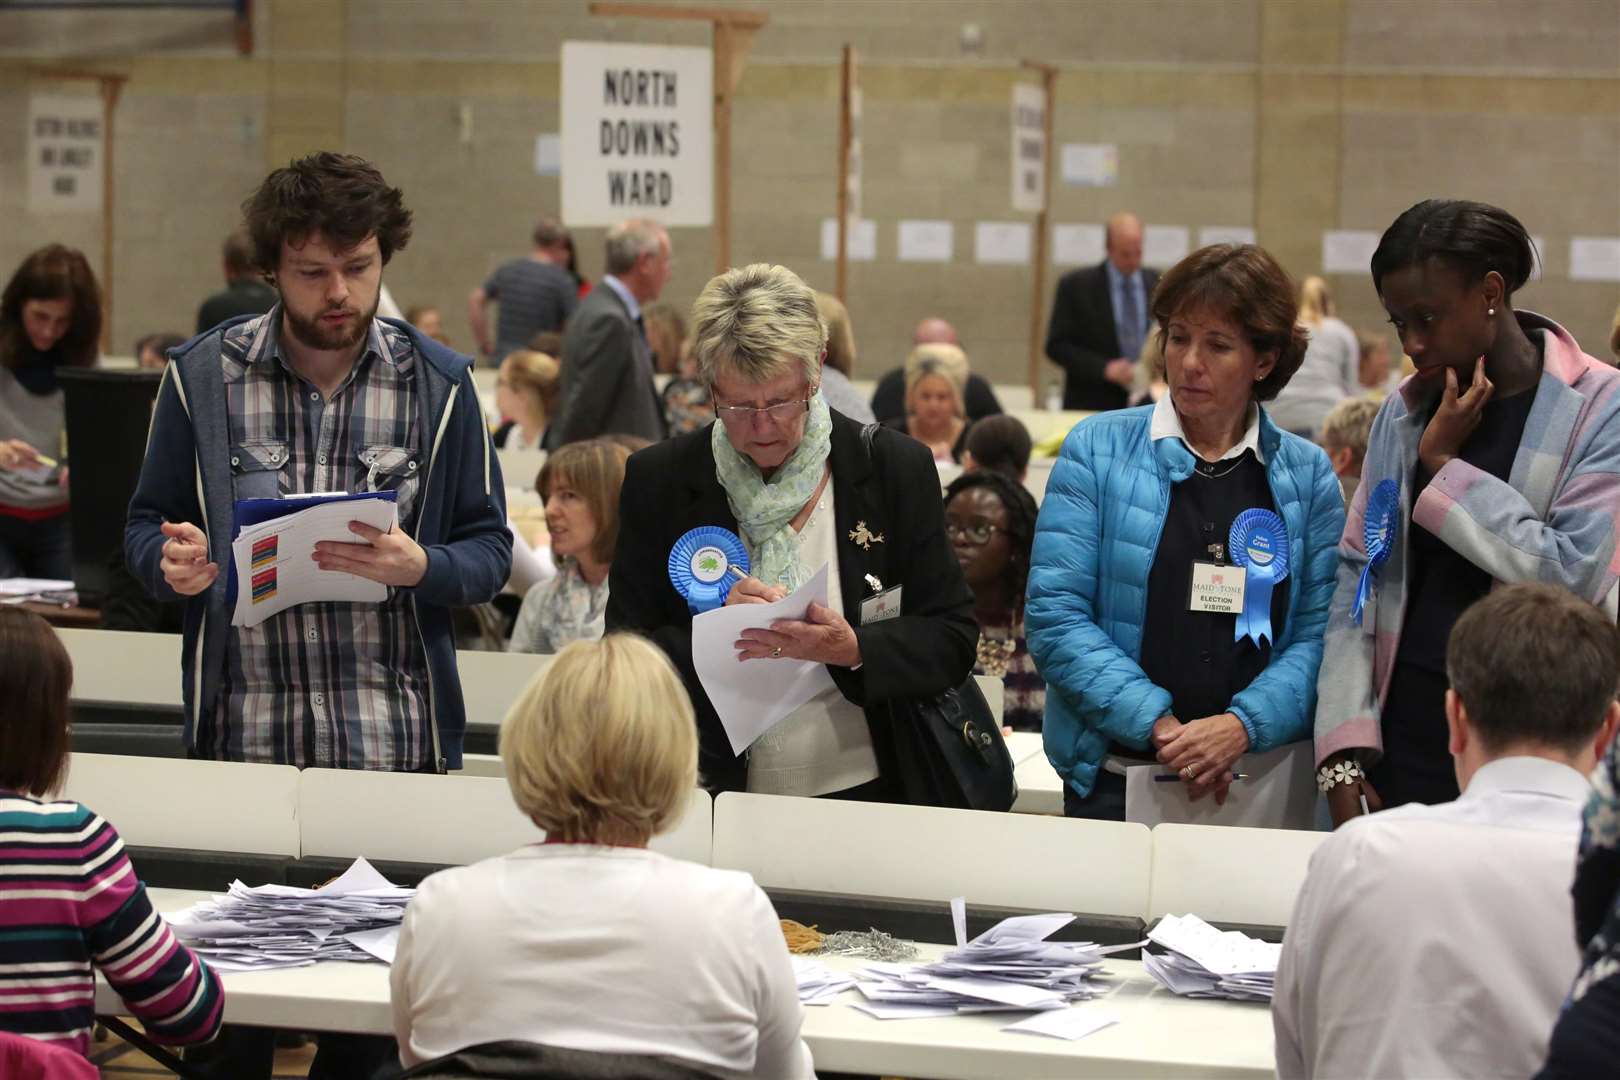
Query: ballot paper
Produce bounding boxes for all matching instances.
[691,563,838,754]
[229,491,398,628]
[1144,913,1281,1002]
[792,957,856,1005]
[845,910,1137,1019]
[1003,1007,1119,1041]
[166,857,413,973]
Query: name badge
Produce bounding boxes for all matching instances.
[1189,562,1246,614]
[861,586,902,625]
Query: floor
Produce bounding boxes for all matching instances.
[89,1023,316,1078]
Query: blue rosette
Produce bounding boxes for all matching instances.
[668,526,750,614]
[1228,509,1290,647]
[1353,478,1400,626]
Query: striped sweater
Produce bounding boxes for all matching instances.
[1315,312,1620,767]
[0,794,223,1056]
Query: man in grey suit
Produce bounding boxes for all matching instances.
[553,219,672,446]
[1044,212,1160,412]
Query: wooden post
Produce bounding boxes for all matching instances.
[1021,61,1057,403]
[835,45,853,302]
[98,75,126,353]
[588,3,766,274]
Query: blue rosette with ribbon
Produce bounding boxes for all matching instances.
[668,526,750,615]
[1353,478,1400,627]
[1228,509,1290,647]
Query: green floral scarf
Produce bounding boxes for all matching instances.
[710,393,832,591]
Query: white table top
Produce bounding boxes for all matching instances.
[103,891,1274,1079]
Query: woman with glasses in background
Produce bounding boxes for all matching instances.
[607,263,977,798]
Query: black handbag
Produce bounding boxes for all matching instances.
[857,423,1017,812]
[886,674,1017,812]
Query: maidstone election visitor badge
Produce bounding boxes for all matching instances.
[1188,561,1247,615]
[860,586,903,625]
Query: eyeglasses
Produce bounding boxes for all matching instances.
[711,387,818,424]
[944,519,1007,544]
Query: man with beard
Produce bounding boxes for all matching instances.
[126,152,511,779]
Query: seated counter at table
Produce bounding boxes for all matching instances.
[1027,242,1344,820]
[0,609,223,1059]
[391,634,814,1078]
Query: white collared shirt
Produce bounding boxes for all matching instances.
[1149,393,1265,464]
[600,274,641,323]
[1273,756,1590,1080]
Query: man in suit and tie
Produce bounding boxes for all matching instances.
[1044,211,1160,411]
[553,219,672,445]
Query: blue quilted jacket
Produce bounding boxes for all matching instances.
[1026,404,1345,798]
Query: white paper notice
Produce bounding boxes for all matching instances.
[230,496,399,629]
[1124,741,1317,830]
[692,564,838,755]
[1060,143,1118,187]
[1570,236,1620,282]
[1052,223,1105,267]
[1322,229,1380,274]
[1143,225,1190,268]
[974,221,1032,265]
[1010,82,1047,213]
[1199,225,1256,248]
[1004,1008,1119,1041]
[820,217,878,261]
[897,220,954,263]
[533,133,561,176]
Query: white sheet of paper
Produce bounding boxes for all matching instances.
[342,925,399,964]
[1142,225,1190,268]
[1004,1008,1119,1041]
[1052,223,1106,267]
[974,221,1032,265]
[533,133,561,176]
[897,219,954,263]
[1123,741,1316,829]
[820,217,878,261]
[1570,236,1620,282]
[950,895,968,948]
[0,577,75,597]
[850,1001,960,1020]
[1198,225,1256,248]
[1060,143,1118,187]
[230,496,398,628]
[1321,229,1380,274]
[691,564,838,755]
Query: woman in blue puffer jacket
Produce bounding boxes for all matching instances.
[1027,244,1345,820]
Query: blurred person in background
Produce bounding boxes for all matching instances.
[960,414,1032,483]
[469,216,578,364]
[195,231,276,334]
[493,348,561,451]
[885,343,971,463]
[870,317,1001,424]
[814,292,875,424]
[1268,276,1360,438]
[1318,396,1379,505]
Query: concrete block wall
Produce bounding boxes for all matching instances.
[2,0,1617,382]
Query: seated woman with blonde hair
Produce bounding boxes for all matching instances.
[886,342,971,462]
[391,634,815,1078]
[493,347,561,451]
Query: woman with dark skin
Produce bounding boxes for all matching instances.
[1314,199,1620,825]
[944,471,1044,732]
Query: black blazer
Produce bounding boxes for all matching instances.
[605,410,979,793]
[554,284,666,445]
[1044,261,1160,411]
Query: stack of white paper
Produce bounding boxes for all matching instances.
[1143,913,1280,1002]
[230,494,399,628]
[166,858,412,972]
[791,957,856,1005]
[847,908,1135,1020]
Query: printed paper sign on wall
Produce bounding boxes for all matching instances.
[28,95,103,213]
[560,42,713,227]
[1010,83,1046,213]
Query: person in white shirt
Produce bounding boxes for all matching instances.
[390,634,815,1079]
[1274,582,1620,1080]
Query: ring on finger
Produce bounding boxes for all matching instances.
[1181,764,1196,780]
[771,646,783,658]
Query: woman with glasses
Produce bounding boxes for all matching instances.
[607,263,977,798]
[944,470,1045,732]
[1026,244,1345,820]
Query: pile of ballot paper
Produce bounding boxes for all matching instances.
[166,858,411,972]
[847,908,1135,1020]
[1142,913,1281,1002]
[791,957,856,1005]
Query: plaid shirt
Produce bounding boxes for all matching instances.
[203,308,433,770]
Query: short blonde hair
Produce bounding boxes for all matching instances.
[501,348,560,409]
[500,634,697,844]
[815,292,857,376]
[690,263,825,388]
[1319,395,1379,465]
[905,342,968,417]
